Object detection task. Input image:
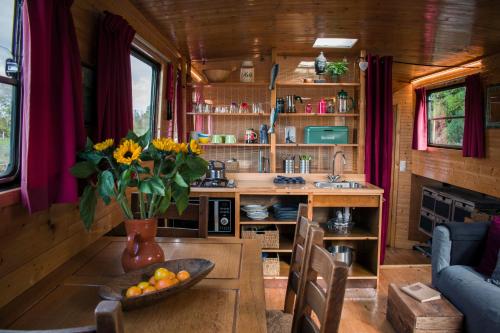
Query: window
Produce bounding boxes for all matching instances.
[427,85,466,148]
[0,0,21,184]
[130,50,160,136]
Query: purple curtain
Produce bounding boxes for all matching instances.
[412,88,428,150]
[463,74,485,158]
[21,0,86,213]
[96,12,135,142]
[365,55,394,264]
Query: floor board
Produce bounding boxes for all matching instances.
[383,247,431,266]
[265,265,432,332]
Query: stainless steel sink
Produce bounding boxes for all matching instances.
[314,181,364,189]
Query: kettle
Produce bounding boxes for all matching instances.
[207,160,226,180]
[336,89,355,113]
[285,95,303,113]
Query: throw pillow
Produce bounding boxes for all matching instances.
[489,250,500,287]
[477,216,500,276]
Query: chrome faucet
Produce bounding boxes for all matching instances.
[329,151,347,182]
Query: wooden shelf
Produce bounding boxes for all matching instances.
[200,143,271,147]
[277,113,359,117]
[320,224,378,240]
[188,82,269,87]
[348,263,377,280]
[275,143,359,147]
[276,82,360,87]
[240,218,296,225]
[187,113,269,117]
[262,238,293,253]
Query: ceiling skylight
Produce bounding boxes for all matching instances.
[313,38,358,48]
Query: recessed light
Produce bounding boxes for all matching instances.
[313,38,358,48]
[297,61,315,68]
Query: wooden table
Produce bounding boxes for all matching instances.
[386,283,463,333]
[0,237,267,333]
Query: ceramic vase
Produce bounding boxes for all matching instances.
[121,219,164,272]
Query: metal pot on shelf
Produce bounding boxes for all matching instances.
[207,160,226,180]
[328,245,354,267]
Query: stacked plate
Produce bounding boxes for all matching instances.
[241,204,269,220]
[272,203,299,220]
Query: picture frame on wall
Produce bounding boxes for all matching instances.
[486,84,500,128]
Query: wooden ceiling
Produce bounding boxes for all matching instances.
[130,0,500,87]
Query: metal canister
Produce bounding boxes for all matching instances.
[283,159,295,174]
[299,160,310,174]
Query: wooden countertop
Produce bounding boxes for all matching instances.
[1,237,267,333]
[191,174,384,195]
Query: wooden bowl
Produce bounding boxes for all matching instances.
[98,258,215,310]
[203,69,232,82]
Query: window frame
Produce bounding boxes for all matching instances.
[130,48,161,137]
[0,0,22,186]
[426,83,466,150]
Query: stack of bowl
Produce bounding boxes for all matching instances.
[241,205,269,220]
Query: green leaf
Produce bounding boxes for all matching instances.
[98,170,115,204]
[138,130,151,148]
[70,161,97,178]
[186,156,208,179]
[157,186,172,214]
[83,151,105,165]
[79,186,97,230]
[139,176,166,195]
[85,137,94,150]
[135,165,151,174]
[172,183,189,215]
[174,172,188,188]
[118,168,132,193]
[125,131,139,142]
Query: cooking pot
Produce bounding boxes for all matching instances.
[207,160,226,180]
[328,245,354,267]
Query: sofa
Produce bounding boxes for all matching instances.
[432,222,500,333]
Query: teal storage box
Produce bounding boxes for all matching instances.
[304,126,348,144]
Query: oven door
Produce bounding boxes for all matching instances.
[208,199,234,235]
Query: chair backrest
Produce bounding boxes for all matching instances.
[157,196,209,238]
[0,301,123,333]
[284,203,313,313]
[292,226,349,333]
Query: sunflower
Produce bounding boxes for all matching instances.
[114,139,142,165]
[93,138,114,152]
[179,143,189,154]
[152,137,176,152]
[189,139,203,155]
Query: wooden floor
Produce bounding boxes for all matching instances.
[383,247,431,266]
[265,250,432,332]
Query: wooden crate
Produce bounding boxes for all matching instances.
[386,283,463,333]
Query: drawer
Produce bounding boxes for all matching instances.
[312,195,380,207]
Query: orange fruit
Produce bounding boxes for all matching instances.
[177,270,190,282]
[143,286,157,294]
[154,268,171,281]
[137,281,150,290]
[165,271,176,280]
[126,286,142,298]
[148,276,156,286]
[156,278,178,290]
[170,278,180,286]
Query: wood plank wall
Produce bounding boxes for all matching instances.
[391,53,500,248]
[0,0,184,309]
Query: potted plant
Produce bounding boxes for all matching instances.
[325,60,349,82]
[70,131,207,271]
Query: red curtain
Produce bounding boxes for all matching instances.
[175,69,185,142]
[165,63,174,137]
[463,74,485,158]
[365,55,394,264]
[96,12,135,142]
[412,88,428,150]
[21,0,86,213]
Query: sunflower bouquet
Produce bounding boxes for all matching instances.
[70,131,207,230]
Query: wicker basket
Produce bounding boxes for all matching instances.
[263,253,280,276]
[241,225,279,249]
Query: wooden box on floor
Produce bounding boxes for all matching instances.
[386,283,463,333]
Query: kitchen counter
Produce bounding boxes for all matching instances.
[191,173,383,195]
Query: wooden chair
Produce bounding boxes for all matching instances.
[266,204,317,333]
[157,196,209,238]
[292,225,349,333]
[0,301,123,333]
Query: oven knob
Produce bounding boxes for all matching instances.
[220,217,229,226]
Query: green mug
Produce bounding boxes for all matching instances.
[211,134,224,144]
[224,135,237,144]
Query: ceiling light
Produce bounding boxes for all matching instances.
[297,61,315,68]
[313,38,358,48]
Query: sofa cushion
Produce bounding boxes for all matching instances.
[437,265,500,333]
[489,251,500,287]
[477,216,500,276]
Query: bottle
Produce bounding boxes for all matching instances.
[318,98,327,114]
